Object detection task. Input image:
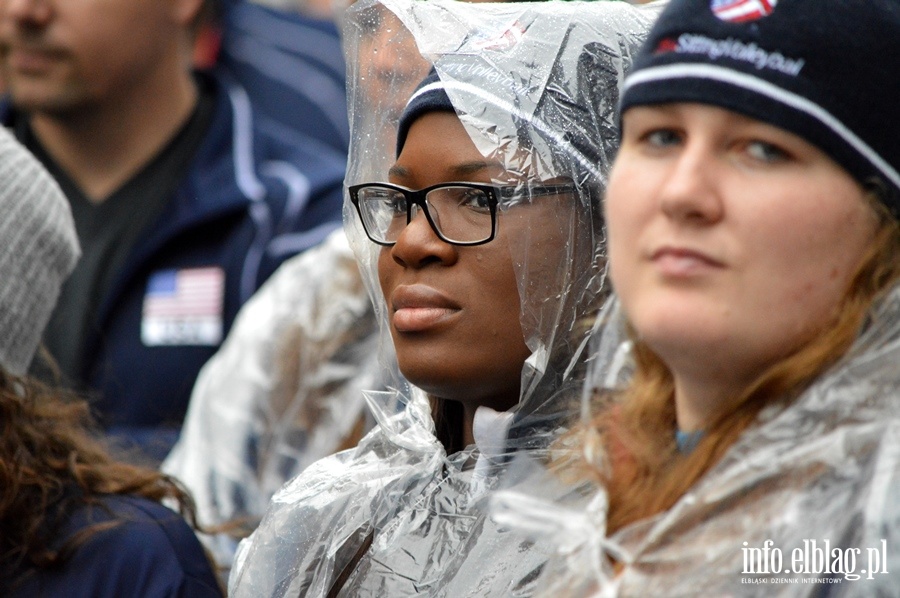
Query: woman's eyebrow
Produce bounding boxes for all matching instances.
[450,160,504,177]
[388,164,410,179]
[387,160,504,181]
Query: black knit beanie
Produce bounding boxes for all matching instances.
[620,0,900,215]
[396,69,455,157]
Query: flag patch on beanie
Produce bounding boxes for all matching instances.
[711,0,777,23]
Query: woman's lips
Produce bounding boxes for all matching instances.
[390,284,461,332]
[5,47,64,74]
[651,246,725,277]
[393,307,459,331]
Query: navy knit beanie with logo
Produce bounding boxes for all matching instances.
[0,128,81,376]
[620,0,900,215]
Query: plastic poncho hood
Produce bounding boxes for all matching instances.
[229,1,658,595]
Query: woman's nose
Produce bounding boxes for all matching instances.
[658,144,724,225]
[389,210,458,268]
[3,0,53,25]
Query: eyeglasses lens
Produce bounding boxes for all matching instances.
[358,185,493,244]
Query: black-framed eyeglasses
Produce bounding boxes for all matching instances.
[349,181,575,247]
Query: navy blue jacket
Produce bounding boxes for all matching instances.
[8,495,223,598]
[3,68,346,461]
[218,1,350,154]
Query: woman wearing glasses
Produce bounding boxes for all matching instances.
[494,0,900,594]
[349,148,577,450]
[229,0,658,595]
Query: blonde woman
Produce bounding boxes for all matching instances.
[508,0,900,594]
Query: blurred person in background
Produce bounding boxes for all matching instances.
[0,0,346,463]
[250,0,340,20]
[0,127,222,598]
[203,0,350,152]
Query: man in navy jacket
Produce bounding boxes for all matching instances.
[0,0,347,461]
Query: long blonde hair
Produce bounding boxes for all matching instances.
[591,199,900,534]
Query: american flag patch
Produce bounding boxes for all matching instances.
[711,0,777,23]
[141,267,224,346]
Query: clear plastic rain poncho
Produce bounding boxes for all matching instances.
[229,0,659,595]
[162,229,382,568]
[491,284,900,594]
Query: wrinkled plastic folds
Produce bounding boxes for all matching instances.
[492,284,900,596]
[162,230,381,568]
[228,0,658,595]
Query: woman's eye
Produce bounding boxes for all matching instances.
[746,140,790,163]
[369,191,406,214]
[388,196,408,214]
[643,128,682,148]
[460,190,491,210]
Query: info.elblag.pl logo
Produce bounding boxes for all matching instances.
[742,539,890,582]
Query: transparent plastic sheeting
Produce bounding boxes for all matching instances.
[492,284,900,597]
[162,230,382,568]
[228,0,658,596]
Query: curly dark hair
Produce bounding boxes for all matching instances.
[0,368,202,591]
